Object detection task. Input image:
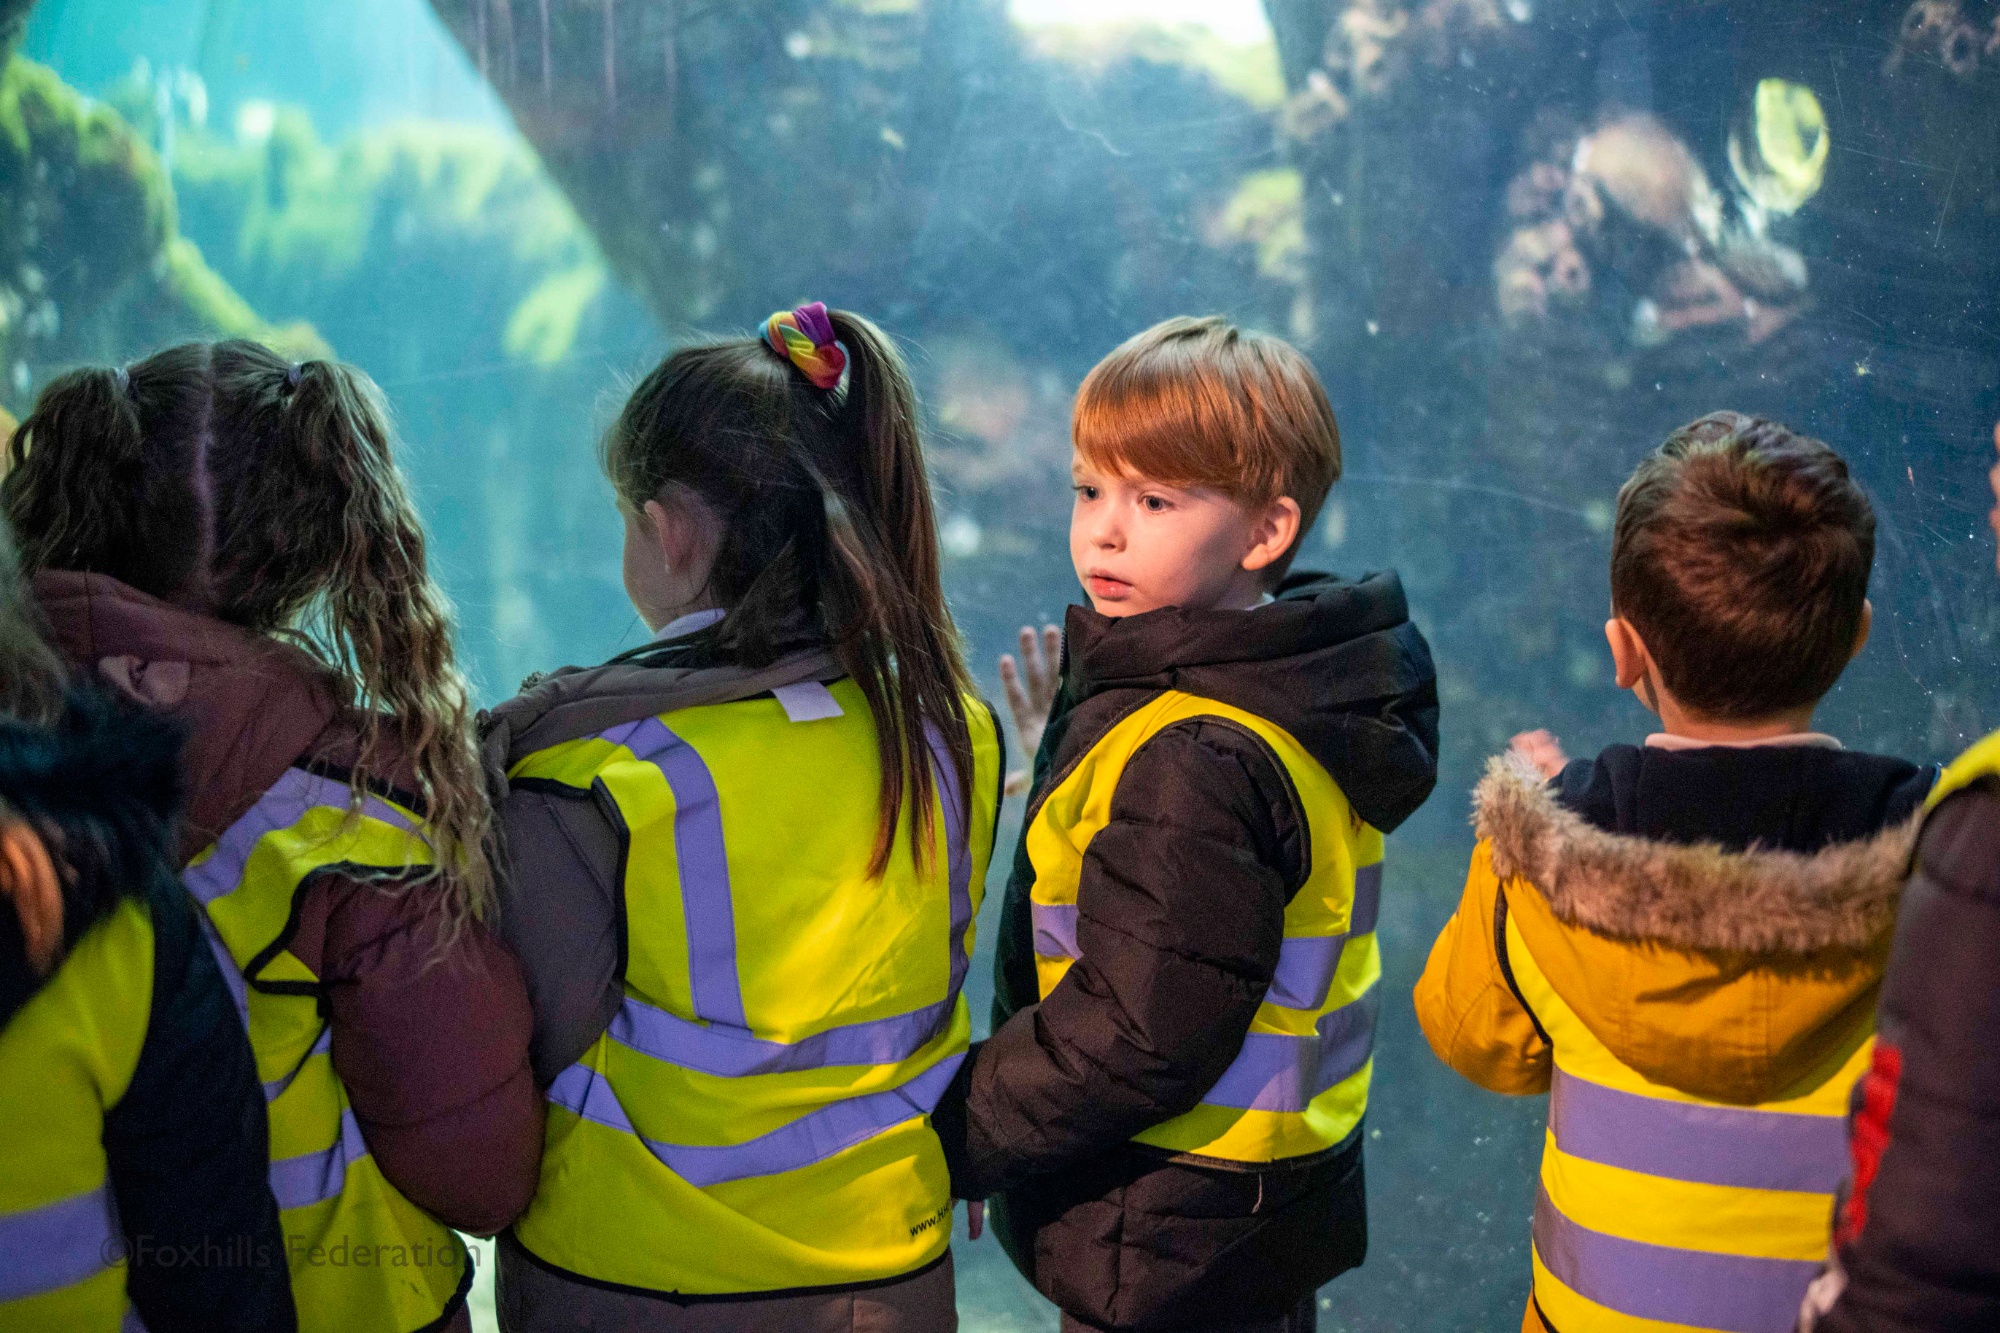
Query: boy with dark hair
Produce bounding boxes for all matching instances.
[935,316,1440,1333]
[1417,411,1935,1333]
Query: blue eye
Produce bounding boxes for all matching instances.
[1075,485,1099,501]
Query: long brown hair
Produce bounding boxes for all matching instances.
[604,308,973,874]
[0,519,64,728]
[2,341,493,924]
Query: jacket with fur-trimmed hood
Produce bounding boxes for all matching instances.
[1417,739,1934,1113]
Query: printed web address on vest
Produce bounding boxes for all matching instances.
[103,1235,469,1271]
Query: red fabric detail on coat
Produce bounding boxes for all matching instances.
[1838,1039,1903,1246]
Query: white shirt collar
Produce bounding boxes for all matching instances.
[652,607,725,642]
[1644,731,1843,752]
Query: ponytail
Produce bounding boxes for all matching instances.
[2,342,494,930]
[0,519,64,728]
[604,307,975,875]
[251,358,495,927]
[818,311,974,874]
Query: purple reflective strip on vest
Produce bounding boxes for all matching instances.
[547,1054,963,1187]
[609,994,953,1077]
[1203,985,1380,1113]
[268,1104,369,1212]
[199,909,251,1028]
[1551,1068,1849,1195]
[1031,902,1079,958]
[1040,863,1384,1014]
[1349,862,1382,933]
[606,717,747,1031]
[599,712,975,1076]
[0,1185,116,1301]
[1264,861,1381,1010]
[923,724,973,1001]
[262,1027,332,1103]
[122,1306,150,1333]
[1532,1183,1817,1333]
[182,768,414,906]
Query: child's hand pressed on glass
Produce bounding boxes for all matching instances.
[999,623,1062,794]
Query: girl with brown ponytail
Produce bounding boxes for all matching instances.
[481,304,1004,1332]
[4,340,542,1333]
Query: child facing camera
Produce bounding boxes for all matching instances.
[1416,412,1935,1333]
[936,316,1441,1333]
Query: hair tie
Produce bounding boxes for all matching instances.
[286,363,304,390]
[763,302,846,390]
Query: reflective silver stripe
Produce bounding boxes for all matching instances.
[262,1027,332,1103]
[1533,1183,1818,1333]
[566,710,978,1180]
[183,768,417,1031]
[610,993,954,1077]
[0,1184,117,1301]
[182,768,415,908]
[1201,986,1380,1113]
[1551,1068,1847,1194]
[603,717,747,1029]
[1036,862,1383,1014]
[598,712,973,1075]
[268,1105,370,1212]
[548,1055,963,1187]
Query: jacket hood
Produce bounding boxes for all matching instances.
[0,692,183,1027]
[1476,751,1914,1102]
[32,570,347,860]
[1059,569,1438,831]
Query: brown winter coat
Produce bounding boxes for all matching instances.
[34,569,543,1235]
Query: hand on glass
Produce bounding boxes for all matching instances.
[1988,420,1999,575]
[999,624,1062,795]
[1510,728,1569,780]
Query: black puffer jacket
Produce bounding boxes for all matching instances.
[0,695,294,1332]
[1814,771,2000,1333]
[934,570,1438,1332]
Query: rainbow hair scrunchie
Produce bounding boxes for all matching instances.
[763,301,847,390]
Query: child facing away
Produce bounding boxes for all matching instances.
[0,516,294,1333]
[1415,412,1936,1333]
[1802,422,2000,1333]
[2,342,542,1333]
[479,304,1003,1332]
[934,316,1441,1333]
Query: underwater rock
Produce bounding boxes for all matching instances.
[0,53,311,411]
[1495,107,1812,346]
[1886,0,2000,81]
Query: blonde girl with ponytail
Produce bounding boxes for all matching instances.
[481,304,1004,1333]
[4,340,542,1333]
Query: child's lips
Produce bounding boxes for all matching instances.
[1085,574,1132,600]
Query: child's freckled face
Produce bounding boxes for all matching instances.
[1069,457,1268,617]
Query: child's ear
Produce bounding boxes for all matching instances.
[1849,599,1873,662]
[1604,617,1651,691]
[1240,496,1303,573]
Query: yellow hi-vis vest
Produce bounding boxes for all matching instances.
[508,678,1002,1294]
[183,769,470,1332]
[0,897,152,1333]
[1926,728,2000,813]
[1026,690,1384,1162]
[1508,905,1871,1333]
